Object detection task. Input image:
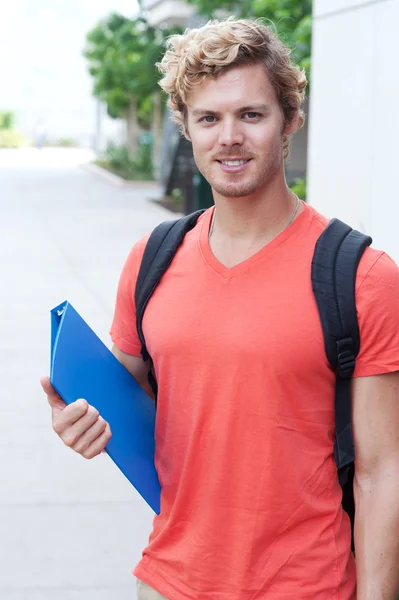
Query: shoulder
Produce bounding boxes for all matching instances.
[356,248,399,342]
[114,233,152,299]
[306,205,399,289]
[356,248,399,293]
[354,249,399,375]
[130,233,152,262]
[120,209,209,276]
[307,205,330,231]
[126,209,209,263]
[121,233,152,274]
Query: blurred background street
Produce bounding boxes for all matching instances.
[0,148,172,599]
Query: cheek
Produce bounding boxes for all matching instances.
[191,130,217,156]
[253,125,283,150]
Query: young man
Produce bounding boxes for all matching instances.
[42,18,399,600]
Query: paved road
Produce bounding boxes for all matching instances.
[0,149,176,600]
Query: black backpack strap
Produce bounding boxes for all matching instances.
[311,219,372,470]
[135,209,205,397]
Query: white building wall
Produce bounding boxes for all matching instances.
[308,0,399,262]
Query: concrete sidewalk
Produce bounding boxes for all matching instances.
[0,149,176,599]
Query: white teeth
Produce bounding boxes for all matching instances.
[222,160,247,166]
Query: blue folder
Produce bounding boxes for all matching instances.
[50,300,161,513]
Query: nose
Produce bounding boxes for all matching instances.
[218,118,244,147]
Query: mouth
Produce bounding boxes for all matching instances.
[216,158,252,173]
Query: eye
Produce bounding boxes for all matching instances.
[244,112,262,120]
[199,115,217,124]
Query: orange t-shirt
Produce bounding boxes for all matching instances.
[110,203,399,600]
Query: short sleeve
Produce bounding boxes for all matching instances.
[109,235,150,356]
[354,251,399,377]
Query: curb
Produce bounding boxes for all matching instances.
[81,162,161,191]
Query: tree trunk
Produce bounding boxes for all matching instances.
[152,91,163,180]
[126,97,139,156]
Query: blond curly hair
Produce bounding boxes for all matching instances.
[157,18,307,159]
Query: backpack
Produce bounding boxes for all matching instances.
[134,209,372,550]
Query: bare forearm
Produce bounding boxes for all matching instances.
[354,469,399,600]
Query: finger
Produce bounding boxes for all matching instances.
[41,376,66,411]
[61,407,104,448]
[72,417,108,454]
[82,423,112,459]
[52,400,91,436]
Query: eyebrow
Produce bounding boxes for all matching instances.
[191,104,270,117]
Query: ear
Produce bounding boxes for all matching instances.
[284,111,300,136]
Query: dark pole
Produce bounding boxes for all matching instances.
[178,155,195,215]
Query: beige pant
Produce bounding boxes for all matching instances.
[136,579,169,600]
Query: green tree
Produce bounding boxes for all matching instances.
[185,0,312,76]
[0,111,15,130]
[84,14,179,155]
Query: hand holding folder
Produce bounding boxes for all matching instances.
[50,301,161,513]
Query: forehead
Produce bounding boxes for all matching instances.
[186,63,278,113]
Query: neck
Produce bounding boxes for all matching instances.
[211,179,300,241]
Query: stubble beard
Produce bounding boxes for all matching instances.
[195,148,283,199]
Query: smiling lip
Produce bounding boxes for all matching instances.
[217,158,252,173]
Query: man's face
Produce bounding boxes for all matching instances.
[186,63,295,199]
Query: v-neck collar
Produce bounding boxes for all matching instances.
[198,202,311,280]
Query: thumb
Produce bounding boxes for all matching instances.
[40,376,66,411]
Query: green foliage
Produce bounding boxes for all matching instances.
[253,0,311,70]
[138,94,154,130]
[105,145,135,174]
[84,13,182,120]
[184,0,312,76]
[289,177,307,201]
[171,187,183,207]
[44,137,77,147]
[97,142,154,180]
[0,111,15,130]
[0,110,32,147]
[55,138,77,147]
[133,139,154,177]
[0,129,31,148]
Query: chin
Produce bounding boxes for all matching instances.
[211,180,260,198]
